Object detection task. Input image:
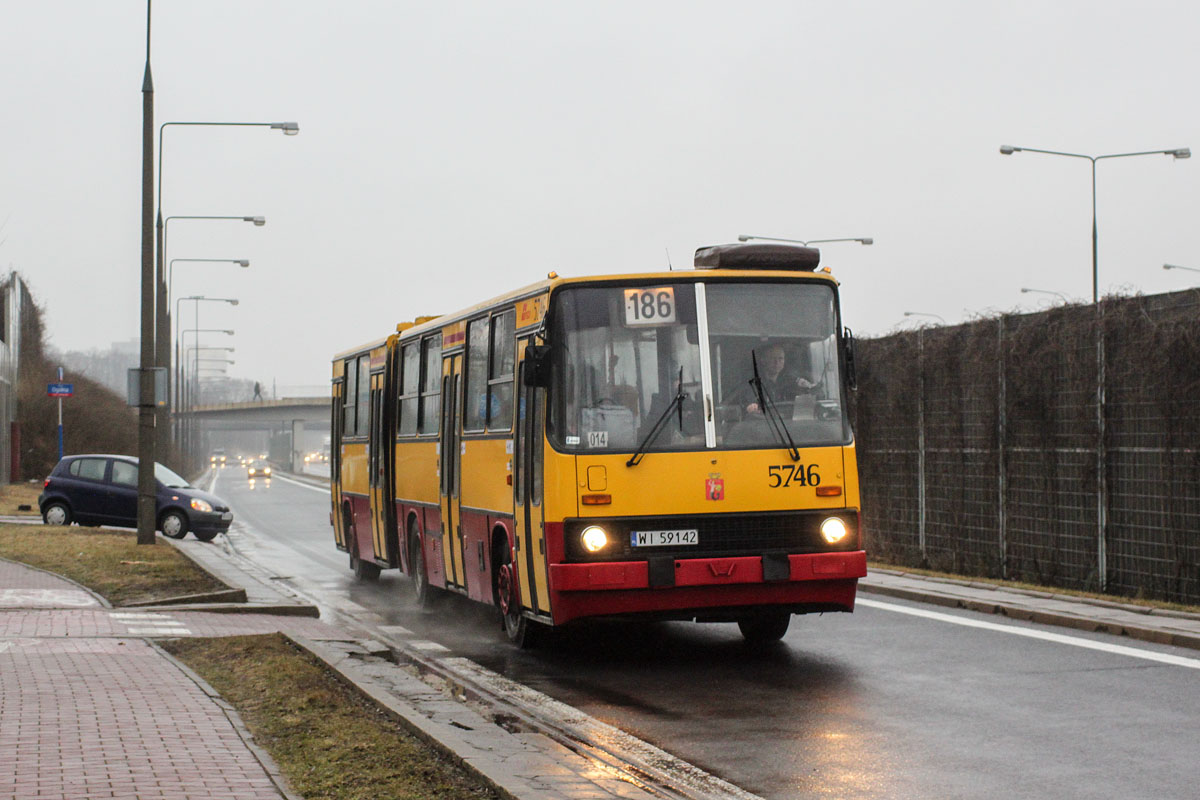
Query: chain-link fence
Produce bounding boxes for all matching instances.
[852,288,1200,603]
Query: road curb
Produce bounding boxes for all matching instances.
[858,579,1200,652]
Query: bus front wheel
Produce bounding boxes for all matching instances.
[737,611,791,644]
[494,535,539,648]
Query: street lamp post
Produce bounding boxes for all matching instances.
[1020,287,1070,304]
[174,295,238,444]
[1163,263,1200,274]
[738,234,874,247]
[999,144,1190,304]
[903,311,946,324]
[155,121,296,461]
[999,143,1189,592]
[137,0,156,545]
[180,328,235,458]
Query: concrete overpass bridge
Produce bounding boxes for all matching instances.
[178,397,330,471]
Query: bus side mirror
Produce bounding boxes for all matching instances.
[524,344,551,387]
[843,327,857,391]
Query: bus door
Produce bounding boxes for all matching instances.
[331,378,346,548]
[368,377,388,562]
[439,353,467,589]
[513,339,549,615]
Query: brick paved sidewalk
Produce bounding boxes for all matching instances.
[0,558,327,800]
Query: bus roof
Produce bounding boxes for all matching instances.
[333,246,842,358]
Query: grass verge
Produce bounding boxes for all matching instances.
[0,482,42,516]
[869,560,1200,615]
[0,523,228,604]
[163,634,501,800]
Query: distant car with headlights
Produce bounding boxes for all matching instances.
[209,448,228,466]
[246,459,272,480]
[37,454,233,541]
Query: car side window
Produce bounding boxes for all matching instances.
[69,458,108,482]
[111,461,138,487]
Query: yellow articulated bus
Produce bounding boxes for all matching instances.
[331,242,866,646]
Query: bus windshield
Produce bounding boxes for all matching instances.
[548,279,849,455]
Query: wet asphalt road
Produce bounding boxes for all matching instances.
[214,468,1200,800]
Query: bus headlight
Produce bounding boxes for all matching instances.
[581,526,609,553]
[820,517,849,545]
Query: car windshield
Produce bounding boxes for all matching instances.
[548,279,849,455]
[154,463,191,488]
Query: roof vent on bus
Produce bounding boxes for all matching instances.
[693,243,821,271]
[396,315,441,333]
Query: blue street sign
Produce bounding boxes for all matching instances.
[47,383,74,397]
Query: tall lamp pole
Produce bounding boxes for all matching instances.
[155,122,295,460]
[137,1,157,545]
[1000,142,1190,592]
[999,144,1190,304]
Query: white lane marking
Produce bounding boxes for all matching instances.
[110,612,162,619]
[856,597,1200,670]
[126,627,193,635]
[268,473,329,494]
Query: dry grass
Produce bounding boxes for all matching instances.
[0,482,43,516]
[164,634,500,800]
[0,523,228,604]
[869,560,1200,615]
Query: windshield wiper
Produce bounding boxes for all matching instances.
[627,367,686,467]
[749,350,801,462]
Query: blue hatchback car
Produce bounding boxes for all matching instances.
[38,454,233,541]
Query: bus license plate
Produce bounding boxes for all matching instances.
[630,529,699,547]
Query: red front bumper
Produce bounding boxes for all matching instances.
[547,550,866,625]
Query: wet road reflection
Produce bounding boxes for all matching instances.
[213,467,1200,800]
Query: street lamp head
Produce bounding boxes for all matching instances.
[737,234,752,242]
[1171,148,1191,159]
[223,329,235,335]
[236,259,250,267]
[859,238,874,245]
[999,145,1018,155]
[271,121,300,136]
[243,216,267,226]
[228,299,239,306]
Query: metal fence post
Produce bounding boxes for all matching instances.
[917,328,926,561]
[1096,304,1108,591]
[997,317,1007,579]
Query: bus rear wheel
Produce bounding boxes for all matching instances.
[494,537,539,648]
[407,521,430,606]
[737,611,791,644]
[347,512,380,581]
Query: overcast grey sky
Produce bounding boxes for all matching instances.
[2,1,1197,392]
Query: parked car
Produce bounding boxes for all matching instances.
[246,459,272,479]
[38,454,233,541]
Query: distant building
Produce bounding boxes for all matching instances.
[0,272,28,483]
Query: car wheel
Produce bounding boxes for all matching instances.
[407,520,430,606]
[737,611,791,645]
[159,510,189,540]
[193,530,219,542]
[42,502,72,526]
[494,534,540,648]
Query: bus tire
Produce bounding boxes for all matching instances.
[737,611,791,644]
[494,532,539,648]
[347,512,381,581]
[407,519,430,607]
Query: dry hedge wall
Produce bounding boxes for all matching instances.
[852,289,1200,604]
